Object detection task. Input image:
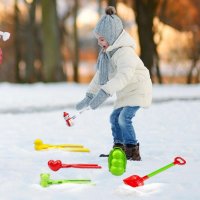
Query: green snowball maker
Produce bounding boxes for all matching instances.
[40,173,92,187]
[108,147,127,176]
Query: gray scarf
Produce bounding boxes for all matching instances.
[96,47,120,85]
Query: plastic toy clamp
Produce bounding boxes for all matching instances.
[108,147,127,176]
[48,160,102,171]
[34,139,90,152]
[40,173,92,187]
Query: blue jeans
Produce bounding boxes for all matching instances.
[110,106,140,145]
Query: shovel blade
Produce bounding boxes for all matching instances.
[123,175,147,188]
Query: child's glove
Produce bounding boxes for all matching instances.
[76,93,95,111]
[89,89,110,110]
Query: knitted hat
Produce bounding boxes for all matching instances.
[94,6,123,45]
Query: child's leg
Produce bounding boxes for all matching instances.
[110,107,123,144]
[118,106,140,145]
[118,106,141,160]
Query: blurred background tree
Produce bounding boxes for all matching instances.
[41,0,65,82]
[133,0,162,83]
[0,0,200,84]
[158,0,200,83]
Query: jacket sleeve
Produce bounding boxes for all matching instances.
[101,48,137,95]
[87,70,101,94]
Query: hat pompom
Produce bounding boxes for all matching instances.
[105,6,116,15]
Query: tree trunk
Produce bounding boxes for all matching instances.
[187,59,197,84]
[196,67,200,83]
[134,0,161,83]
[41,0,64,82]
[154,49,162,83]
[73,0,79,82]
[187,31,200,84]
[14,0,20,82]
[25,0,36,83]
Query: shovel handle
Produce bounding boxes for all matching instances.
[146,156,186,179]
[173,157,186,165]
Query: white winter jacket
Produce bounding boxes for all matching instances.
[87,30,152,109]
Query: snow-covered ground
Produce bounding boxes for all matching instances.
[0,82,200,200]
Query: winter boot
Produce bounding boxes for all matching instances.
[125,143,141,161]
[113,143,125,151]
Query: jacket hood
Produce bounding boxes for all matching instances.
[106,30,136,52]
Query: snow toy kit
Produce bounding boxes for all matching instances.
[34,138,90,152]
[40,173,92,187]
[36,110,187,190]
[108,147,127,176]
[48,160,102,171]
[123,156,186,188]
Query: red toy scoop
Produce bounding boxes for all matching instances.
[123,175,148,187]
[123,157,186,188]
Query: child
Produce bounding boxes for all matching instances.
[76,6,152,160]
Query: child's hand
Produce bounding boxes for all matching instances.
[89,89,110,110]
[0,32,10,41]
[76,93,95,111]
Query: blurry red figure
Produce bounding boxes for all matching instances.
[63,112,74,126]
[0,48,2,64]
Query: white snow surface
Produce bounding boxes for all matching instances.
[0,82,200,200]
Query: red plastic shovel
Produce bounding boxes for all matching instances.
[123,156,186,188]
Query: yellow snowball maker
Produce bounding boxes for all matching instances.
[34,139,90,152]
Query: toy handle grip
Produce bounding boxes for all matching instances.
[174,157,186,165]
